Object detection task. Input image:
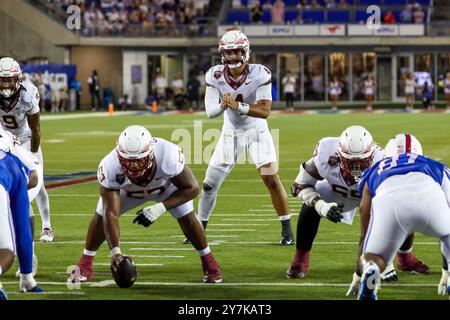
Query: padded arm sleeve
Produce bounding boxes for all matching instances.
[205,86,223,118]
[294,163,321,207]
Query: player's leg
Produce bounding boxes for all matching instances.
[171,202,222,283]
[287,204,320,278]
[439,235,450,295]
[396,233,430,275]
[16,205,38,277]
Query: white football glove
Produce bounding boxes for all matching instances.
[380,263,398,282]
[133,203,166,227]
[438,268,449,295]
[346,272,360,296]
[19,273,37,292]
[314,200,344,223]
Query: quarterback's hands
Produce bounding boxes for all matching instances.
[223,93,238,111]
[133,203,166,228]
[314,199,344,223]
[438,268,449,295]
[346,272,360,296]
[380,263,398,282]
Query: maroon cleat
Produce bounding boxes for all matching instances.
[397,252,431,275]
[286,265,307,279]
[201,253,222,283]
[69,255,94,282]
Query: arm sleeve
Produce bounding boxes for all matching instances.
[162,143,185,179]
[256,82,272,101]
[442,166,450,206]
[12,146,37,172]
[10,174,33,274]
[205,86,223,118]
[26,85,40,115]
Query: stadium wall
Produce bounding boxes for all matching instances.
[70,47,123,108]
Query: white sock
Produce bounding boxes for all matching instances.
[83,249,97,257]
[279,214,291,221]
[398,247,413,254]
[197,246,211,257]
[35,186,51,229]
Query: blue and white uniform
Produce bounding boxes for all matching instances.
[359,153,450,264]
[0,151,33,274]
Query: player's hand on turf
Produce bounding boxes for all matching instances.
[380,263,398,282]
[345,272,360,296]
[314,200,344,223]
[438,268,449,295]
[110,253,124,274]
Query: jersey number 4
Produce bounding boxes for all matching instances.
[2,115,19,129]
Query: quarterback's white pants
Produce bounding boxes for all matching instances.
[95,191,194,220]
[0,185,15,253]
[208,123,277,173]
[315,180,359,225]
[363,172,450,265]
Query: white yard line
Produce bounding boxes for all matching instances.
[94,263,163,266]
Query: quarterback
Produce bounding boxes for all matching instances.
[288,126,429,283]
[69,125,222,285]
[185,29,294,245]
[0,57,54,242]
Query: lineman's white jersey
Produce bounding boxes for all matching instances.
[310,137,383,224]
[205,64,272,130]
[96,138,192,219]
[0,81,40,144]
[0,130,43,201]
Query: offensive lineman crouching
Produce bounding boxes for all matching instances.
[288,125,429,282]
[69,125,222,285]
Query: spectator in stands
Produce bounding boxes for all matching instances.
[445,72,450,110]
[383,10,396,25]
[118,94,131,111]
[413,6,425,24]
[88,70,102,111]
[232,0,243,9]
[297,0,309,9]
[400,4,413,23]
[325,0,337,8]
[171,72,185,97]
[50,75,60,113]
[271,0,285,24]
[410,0,421,10]
[282,70,296,109]
[362,75,376,111]
[187,73,201,111]
[338,0,349,8]
[262,0,272,10]
[310,0,322,9]
[251,1,264,23]
[58,76,68,112]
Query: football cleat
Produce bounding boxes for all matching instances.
[68,256,94,282]
[203,268,223,283]
[286,265,307,279]
[380,263,398,282]
[182,237,191,245]
[358,263,380,300]
[280,235,294,246]
[39,227,54,242]
[22,286,44,293]
[397,253,431,275]
[0,288,7,300]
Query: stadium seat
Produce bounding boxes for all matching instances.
[284,0,300,6]
[355,10,369,23]
[262,10,271,23]
[285,11,298,23]
[227,11,251,24]
[327,10,350,23]
[241,0,248,7]
[302,11,325,24]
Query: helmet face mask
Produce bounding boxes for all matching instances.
[337,125,375,182]
[116,125,155,183]
[218,30,250,69]
[0,57,23,98]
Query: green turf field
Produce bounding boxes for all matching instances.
[2,111,450,300]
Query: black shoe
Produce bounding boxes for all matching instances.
[280,235,294,246]
[182,237,191,244]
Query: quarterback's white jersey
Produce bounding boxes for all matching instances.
[96,138,192,218]
[311,137,383,224]
[0,81,40,143]
[205,64,272,130]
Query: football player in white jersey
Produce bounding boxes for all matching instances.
[288,126,429,283]
[68,125,222,284]
[184,29,294,246]
[0,57,54,242]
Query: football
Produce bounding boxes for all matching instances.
[111,256,137,288]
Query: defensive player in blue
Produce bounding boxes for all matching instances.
[0,149,43,300]
[355,133,450,300]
